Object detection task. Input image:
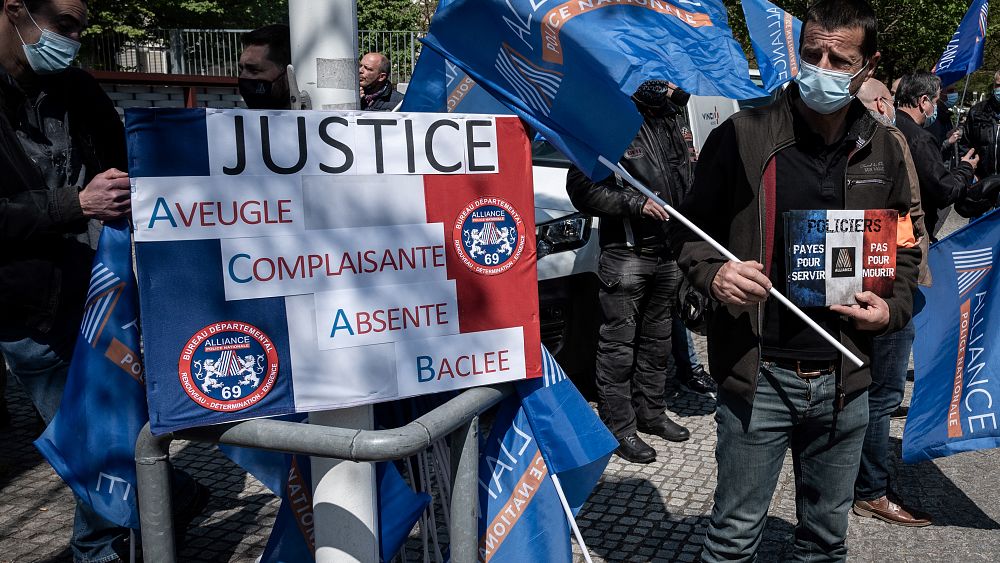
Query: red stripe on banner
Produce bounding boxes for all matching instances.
[861,209,897,295]
[422,116,542,379]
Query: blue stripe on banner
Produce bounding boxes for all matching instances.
[125,108,210,178]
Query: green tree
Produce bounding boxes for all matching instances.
[722,0,1000,98]
[357,0,423,31]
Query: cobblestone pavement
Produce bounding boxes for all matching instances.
[3,371,999,563]
[3,214,999,563]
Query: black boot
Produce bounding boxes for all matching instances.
[614,433,656,463]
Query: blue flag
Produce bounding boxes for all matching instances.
[421,0,764,180]
[742,0,802,92]
[516,348,617,512]
[34,221,147,528]
[400,0,512,115]
[934,0,990,88]
[224,423,431,563]
[477,347,615,560]
[903,208,1000,463]
[478,395,573,562]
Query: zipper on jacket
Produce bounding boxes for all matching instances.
[847,178,885,188]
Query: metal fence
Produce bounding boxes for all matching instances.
[80,28,423,82]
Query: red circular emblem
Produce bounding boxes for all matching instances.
[178,321,279,412]
[452,196,526,276]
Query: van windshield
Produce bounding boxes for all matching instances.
[531,139,571,168]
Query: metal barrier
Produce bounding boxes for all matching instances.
[81,29,423,81]
[134,384,511,562]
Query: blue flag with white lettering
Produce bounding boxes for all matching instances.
[742,0,802,92]
[517,348,616,512]
[400,0,511,115]
[35,221,147,528]
[903,208,1000,463]
[934,0,990,88]
[478,395,573,562]
[421,0,764,180]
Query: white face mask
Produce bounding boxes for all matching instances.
[795,59,869,114]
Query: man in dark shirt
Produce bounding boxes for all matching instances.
[359,51,404,111]
[674,1,921,559]
[238,24,291,109]
[893,71,989,242]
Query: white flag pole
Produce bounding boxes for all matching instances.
[596,155,865,368]
[550,473,594,563]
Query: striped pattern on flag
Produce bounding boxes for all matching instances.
[494,42,562,116]
[540,345,567,388]
[81,263,124,345]
[953,248,992,298]
[218,349,242,377]
[479,221,502,245]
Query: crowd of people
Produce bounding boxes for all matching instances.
[2,0,999,562]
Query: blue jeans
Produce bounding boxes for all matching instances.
[0,318,127,562]
[701,364,869,562]
[855,321,914,501]
[670,318,702,378]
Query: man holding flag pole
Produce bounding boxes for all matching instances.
[673,0,921,559]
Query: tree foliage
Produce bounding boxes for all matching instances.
[723,0,1000,98]
[357,0,424,31]
[86,0,289,36]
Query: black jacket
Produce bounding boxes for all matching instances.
[0,67,127,332]
[361,81,404,111]
[672,85,920,407]
[566,109,691,251]
[963,95,1000,178]
[895,110,975,239]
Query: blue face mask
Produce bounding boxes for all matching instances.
[14,9,81,75]
[923,101,938,128]
[795,60,868,115]
[993,87,1000,103]
[946,92,959,107]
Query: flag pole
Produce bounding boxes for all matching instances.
[597,155,865,368]
[550,473,594,563]
[956,76,972,164]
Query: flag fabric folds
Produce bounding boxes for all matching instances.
[421,0,764,180]
[478,346,616,560]
[903,208,1000,463]
[934,0,990,87]
[35,221,147,528]
[399,0,512,115]
[742,0,802,92]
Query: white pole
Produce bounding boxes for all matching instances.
[597,155,865,368]
[289,1,379,561]
[550,474,594,563]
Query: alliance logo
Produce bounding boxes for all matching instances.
[178,321,279,412]
[453,196,525,276]
[832,247,856,277]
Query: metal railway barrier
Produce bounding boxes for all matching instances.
[135,384,512,562]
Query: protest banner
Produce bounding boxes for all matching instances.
[742,0,802,92]
[784,209,898,307]
[126,108,542,434]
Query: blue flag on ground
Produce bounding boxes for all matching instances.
[421,0,764,180]
[35,222,147,528]
[225,427,431,562]
[478,347,616,560]
[742,0,802,92]
[903,208,1000,463]
[400,0,511,115]
[934,0,990,87]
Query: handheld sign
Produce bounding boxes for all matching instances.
[784,209,897,307]
[127,109,542,434]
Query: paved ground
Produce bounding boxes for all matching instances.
[2,212,999,562]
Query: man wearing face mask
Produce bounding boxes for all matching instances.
[0,1,209,561]
[894,71,992,242]
[566,80,695,463]
[238,24,291,110]
[673,1,922,559]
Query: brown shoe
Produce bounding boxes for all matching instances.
[853,496,931,527]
